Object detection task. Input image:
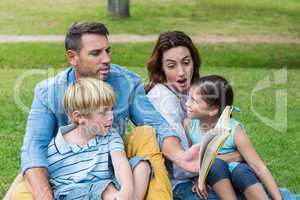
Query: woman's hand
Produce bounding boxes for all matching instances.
[175,144,201,173]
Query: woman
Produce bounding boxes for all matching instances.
[145,31,299,200]
[145,31,239,200]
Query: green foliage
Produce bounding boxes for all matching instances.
[1,43,300,69]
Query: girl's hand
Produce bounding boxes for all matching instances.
[192,177,209,199]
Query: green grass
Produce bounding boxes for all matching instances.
[0,43,300,198]
[0,0,299,36]
[1,43,300,70]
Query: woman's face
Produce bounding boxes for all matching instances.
[162,46,194,94]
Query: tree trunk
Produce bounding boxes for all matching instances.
[108,0,130,17]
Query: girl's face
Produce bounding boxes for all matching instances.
[162,46,194,94]
[186,87,215,120]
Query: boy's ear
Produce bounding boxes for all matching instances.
[71,111,83,124]
[66,50,79,67]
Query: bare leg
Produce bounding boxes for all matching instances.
[244,183,268,200]
[212,179,237,200]
[102,183,118,200]
[133,161,151,200]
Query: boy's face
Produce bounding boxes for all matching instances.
[84,106,114,136]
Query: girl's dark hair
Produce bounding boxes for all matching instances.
[145,31,201,93]
[193,75,234,114]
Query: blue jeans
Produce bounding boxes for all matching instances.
[173,182,299,200]
[173,181,221,200]
[173,159,300,200]
[231,163,259,192]
[173,159,245,200]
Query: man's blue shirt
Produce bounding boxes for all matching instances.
[21,64,177,174]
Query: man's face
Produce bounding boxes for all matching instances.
[72,34,111,80]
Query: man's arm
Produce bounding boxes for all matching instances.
[25,168,53,200]
[21,83,57,199]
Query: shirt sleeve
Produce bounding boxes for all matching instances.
[129,80,179,148]
[147,86,185,141]
[21,84,57,174]
[108,129,125,154]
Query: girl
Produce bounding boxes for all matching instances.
[186,75,282,200]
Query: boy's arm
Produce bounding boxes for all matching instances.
[235,126,282,200]
[111,151,134,199]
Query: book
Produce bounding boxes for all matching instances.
[198,106,233,191]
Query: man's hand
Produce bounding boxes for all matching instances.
[24,168,53,200]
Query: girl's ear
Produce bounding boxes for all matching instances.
[66,50,79,67]
[209,105,219,117]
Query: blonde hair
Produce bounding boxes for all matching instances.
[63,78,115,117]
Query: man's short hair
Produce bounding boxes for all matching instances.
[65,21,109,52]
[63,78,115,117]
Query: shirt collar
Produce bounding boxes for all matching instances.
[54,124,77,154]
[67,67,76,84]
[54,123,101,154]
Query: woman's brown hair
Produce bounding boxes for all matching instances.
[145,31,201,93]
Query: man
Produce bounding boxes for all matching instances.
[6,22,200,200]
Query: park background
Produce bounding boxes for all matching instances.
[0,0,299,198]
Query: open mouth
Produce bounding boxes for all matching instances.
[104,125,112,129]
[177,78,187,86]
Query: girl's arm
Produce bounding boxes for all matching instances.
[111,151,134,199]
[234,126,282,200]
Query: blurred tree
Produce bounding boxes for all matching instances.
[108,0,130,17]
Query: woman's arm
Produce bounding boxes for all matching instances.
[235,126,282,200]
[111,151,134,199]
[162,137,200,173]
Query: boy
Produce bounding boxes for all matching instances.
[47,78,133,199]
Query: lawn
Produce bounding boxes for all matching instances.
[0,43,299,198]
[0,0,299,36]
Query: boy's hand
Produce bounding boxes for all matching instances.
[112,190,132,200]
